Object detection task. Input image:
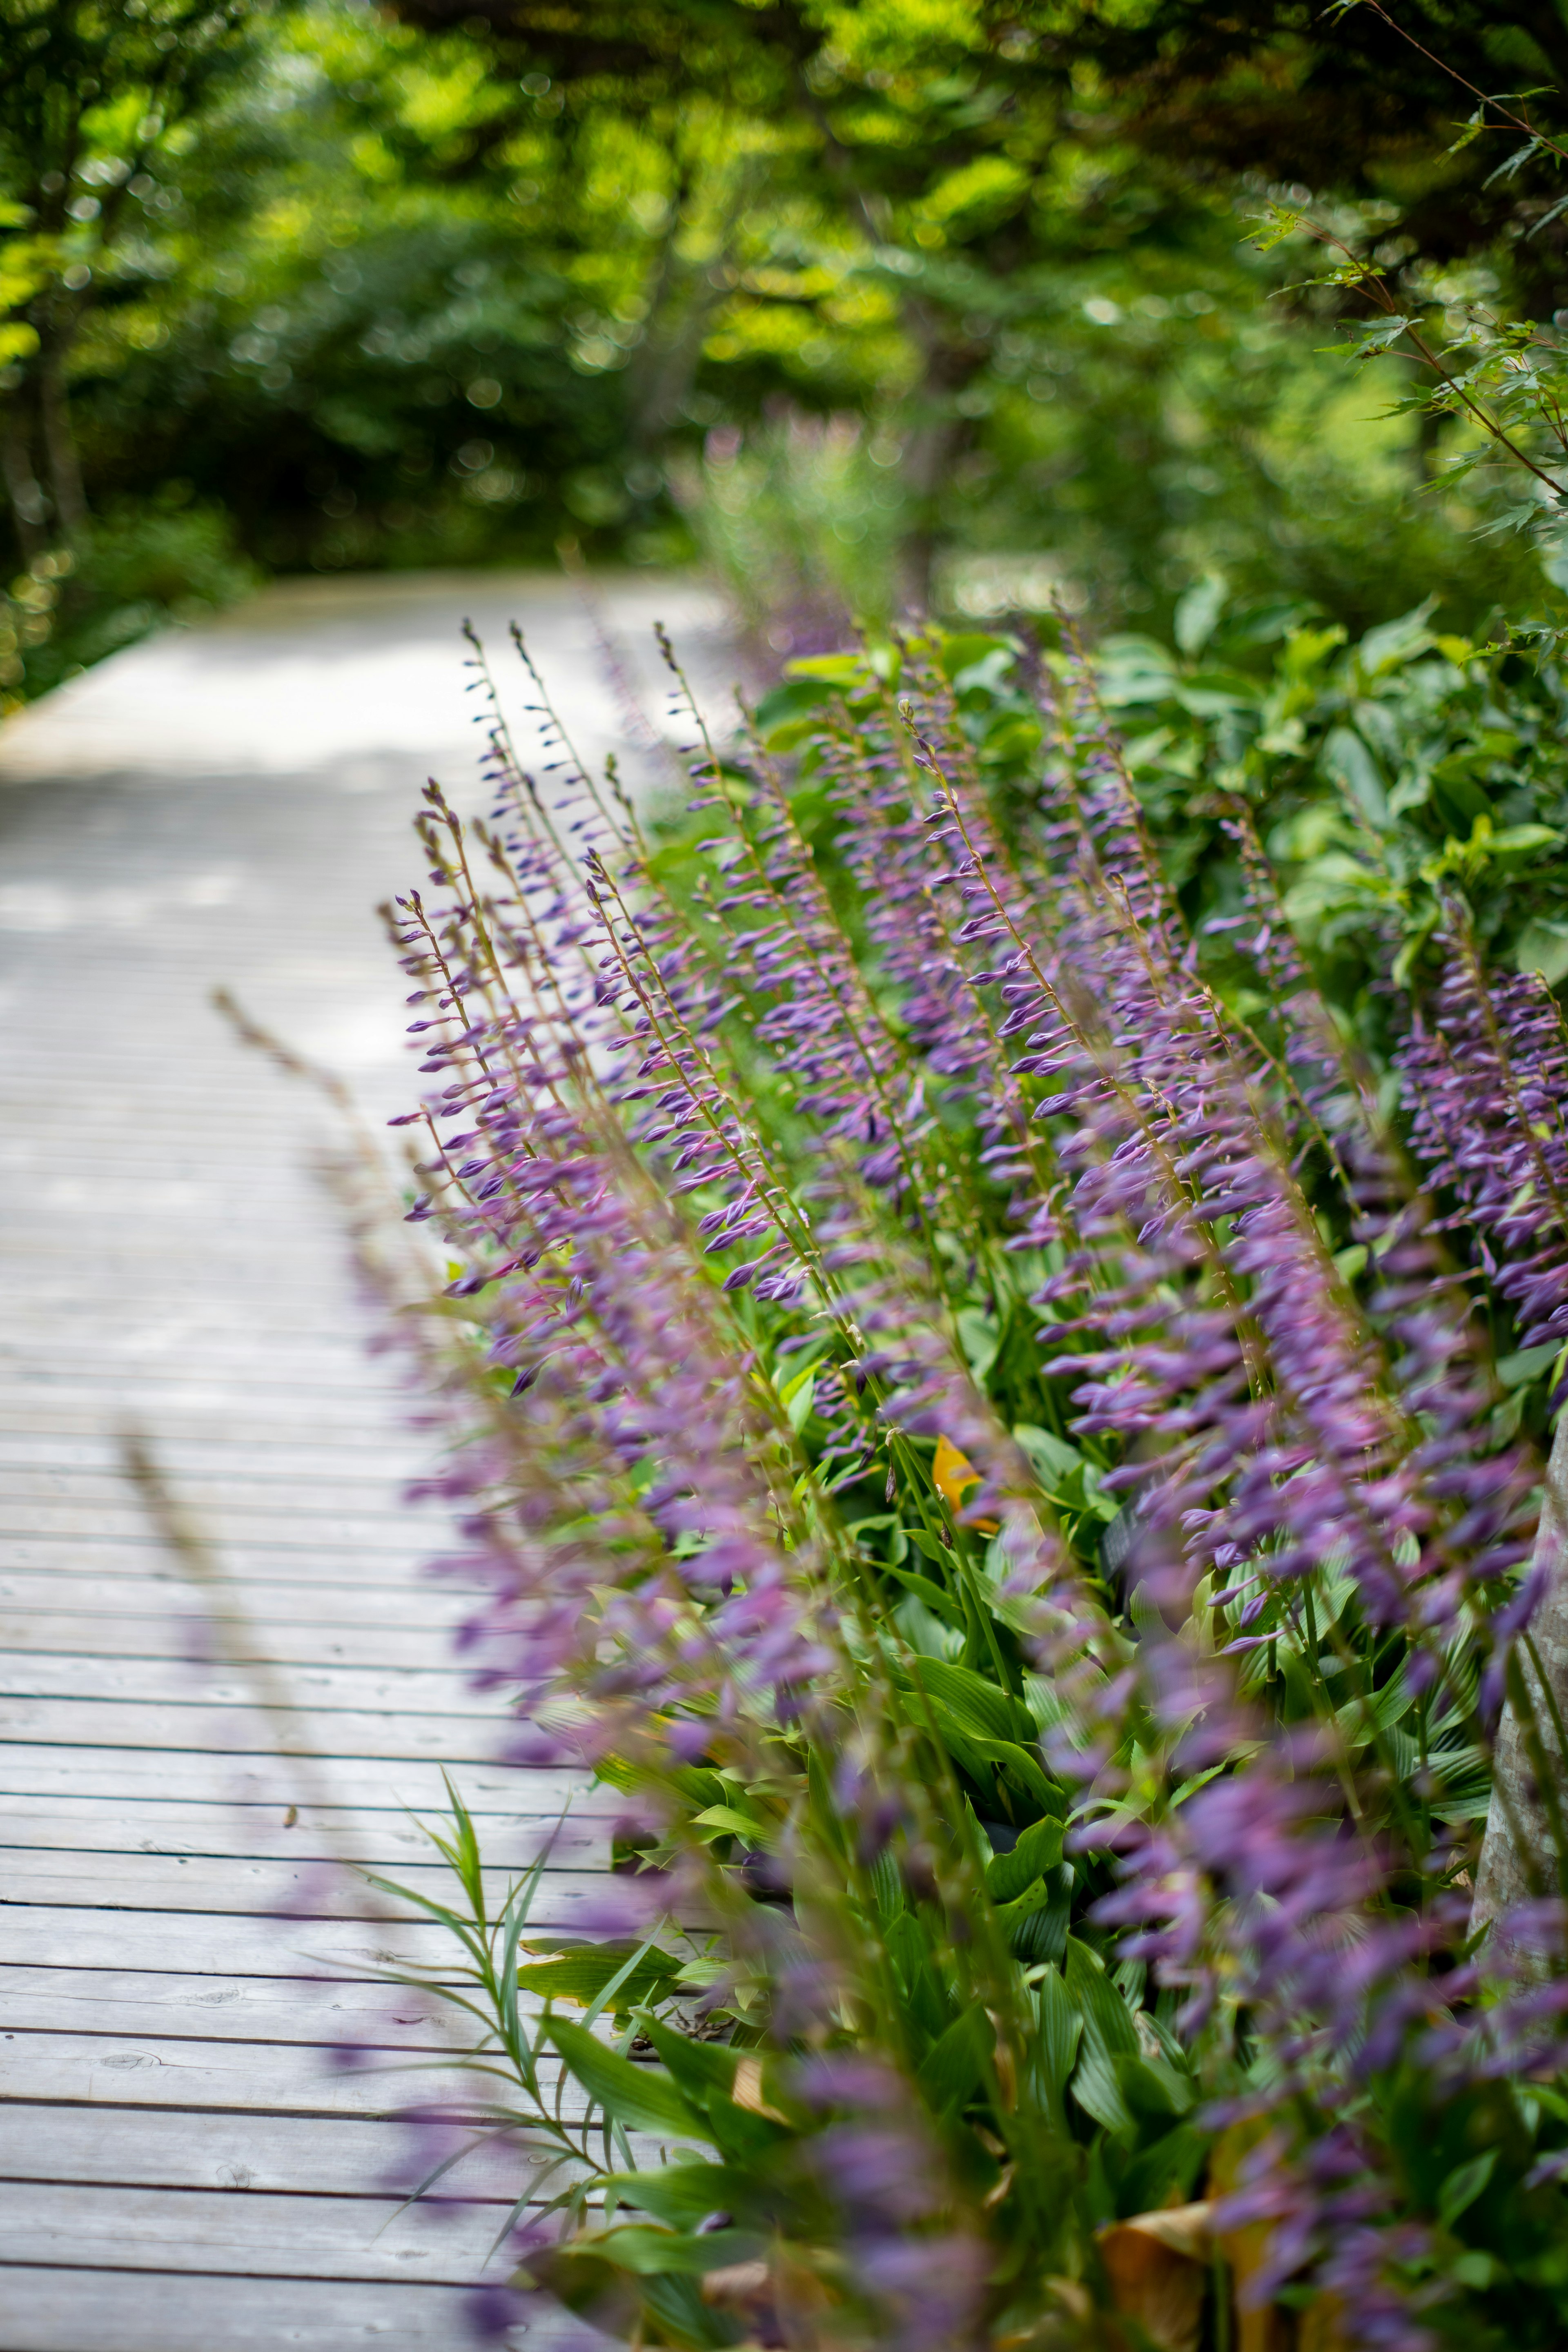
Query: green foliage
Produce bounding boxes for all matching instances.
[342,608,1568,2348]
[750,604,1568,1038]
[12,0,1563,704]
[0,494,258,704]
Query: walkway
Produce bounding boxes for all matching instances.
[0,571,730,2350]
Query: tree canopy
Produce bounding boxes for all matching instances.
[1,0,1565,704]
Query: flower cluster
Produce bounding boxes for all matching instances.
[367,624,1568,2352]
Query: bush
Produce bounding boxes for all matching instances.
[0,497,259,710]
[364,623,1568,2351]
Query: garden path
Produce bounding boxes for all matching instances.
[0,570,731,2352]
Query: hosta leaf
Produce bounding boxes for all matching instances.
[691,1803,771,1844]
[1071,2045,1133,2133]
[1034,1962,1082,2095]
[915,1656,1035,1745]
[985,1814,1065,1903]
[603,2163,755,2231]
[577,2224,765,2276]
[517,1940,684,2009]
[916,2005,990,2114]
[1065,1937,1140,2060]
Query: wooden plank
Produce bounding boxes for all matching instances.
[0,1575,474,1628]
[0,1356,408,1392]
[0,1314,407,1347]
[0,1654,503,1715]
[0,1397,408,1438]
[0,2180,519,2286]
[0,2102,535,2197]
[0,1615,488,1670]
[0,1469,421,1508]
[0,2268,584,2352]
[0,1505,423,1543]
[0,1852,607,1916]
[0,1538,473,1582]
[0,2031,528,2119]
[0,1699,516,1760]
[0,1508,441,1548]
[0,1797,616,1854]
[0,1902,640,1976]
[0,1969,480,2047]
[0,1750,580,1809]
[0,1520,434,1551]
[0,1436,422,1476]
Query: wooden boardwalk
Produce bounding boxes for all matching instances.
[0,574,726,2350]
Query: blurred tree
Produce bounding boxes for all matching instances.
[0,0,263,559]
[380,0,1086,592]
[1064,0,1568,292]
[2,0,1559,711]
[376,0,1556,626]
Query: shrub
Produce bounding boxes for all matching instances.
[0,497,259,709]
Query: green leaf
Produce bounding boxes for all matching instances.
[938,632,1009,680]
[574,2223,765,2276]
[1120,2122,1208,2216]
[1013,1423,1089,1486]
[1065,1936,1140,2060]
[991,1875,1055,1930]
[1356,600,1436,676]
[915,1656,1035,1745]
[916,2005,990,2114]
[882,1559,966,1626]
[787,653,867,683]
[546,2017,709,2142]
[1071,2045,1133,2133]
[906,1527,953,1565]
[602,2163,753,2230]
[956,1305,1001,1381]
[785,1373,817,1432]
[1370,1664,1419,1733]
[1430,761,1493,834]
[886,1909,948,2037]
[1437,2148,1497,2231]
[1497,1341,1561,1390]
[1322,724,1389,827]
[1010,1895,1069,1965]
[868,1846,904,1924]
[1490,823,1561,857]
[985,1814,1064,1903]
[965,1733,1064,1816]
[1114,2051,1193,2121]
[920,1699,1000,1806]
[1033,1962,1082,2095]
[754,677,832,734]
[1514,920,1568,986]
[632,2013,742,2104]
[1174,573,1226,657]
[517,1940,684,2010]
[691,1803,771,1844]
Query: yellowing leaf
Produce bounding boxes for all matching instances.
[933,1434,998,1530]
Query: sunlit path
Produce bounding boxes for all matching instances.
[0,570,729,2351]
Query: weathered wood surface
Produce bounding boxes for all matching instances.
[0,573,729,2350]
[0,2270,582,2351]
[0,2100,540,2193]
[0,1746,550,1806]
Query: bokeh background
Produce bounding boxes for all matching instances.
[6,0,1568,701]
